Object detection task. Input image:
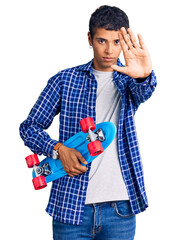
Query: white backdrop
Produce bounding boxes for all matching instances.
[1,0,176,239]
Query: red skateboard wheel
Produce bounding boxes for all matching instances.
[25,154,40,168]
[88,140,104,156]
[80,117,96,133]
[32,176,47,190]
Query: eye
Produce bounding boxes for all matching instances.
[98,39,105,44]
[115,40,120,45]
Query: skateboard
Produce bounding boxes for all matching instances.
[25,117,117,190]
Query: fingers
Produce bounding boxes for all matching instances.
[68,150,87,177]
[120,27,145,50]
[137,33,146,50]
[59,146,87,178]
[120,27,134,50]
[126,28,139,48]
[67,164,87,177]
[73,152,87,172]
[76,151,87,165]
[118,30,128,53]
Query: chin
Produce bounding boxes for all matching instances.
[100,65,113,72]
[102,63,113,69]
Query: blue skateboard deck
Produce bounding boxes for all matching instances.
[30,121,116,189]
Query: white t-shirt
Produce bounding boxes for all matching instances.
[85,69,129,204]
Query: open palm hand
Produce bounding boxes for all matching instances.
[111,27,152,79]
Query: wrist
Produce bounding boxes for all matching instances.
[52,143,64,159]
[135,72,151,83]
[54,143,63,151]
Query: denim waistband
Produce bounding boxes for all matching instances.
[85,200,129,208]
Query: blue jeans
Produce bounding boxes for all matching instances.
[53,200,136,240]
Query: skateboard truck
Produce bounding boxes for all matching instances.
[86,128,105,143]
[80,117,104,156]
[35,163,51,177]
[25,154,48,190]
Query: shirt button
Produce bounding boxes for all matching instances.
[90,106,94,109]
[92,87,95,90]
[82,186,85,190]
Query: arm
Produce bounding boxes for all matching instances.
[19,74,61,157]
[128,70,157,110]
[20,74,88,177]
[111,27,157,109]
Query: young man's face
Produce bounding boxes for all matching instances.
[88,28,122,72]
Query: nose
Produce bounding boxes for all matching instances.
[105,43,113,54]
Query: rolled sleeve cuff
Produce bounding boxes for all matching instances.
[43,139,60,157]
[133,70,156,87]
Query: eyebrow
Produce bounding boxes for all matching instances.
[96,37,106,40]
[96,37,120,41]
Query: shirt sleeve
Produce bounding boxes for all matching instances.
[19,74,61,157]
[128,70,157,111]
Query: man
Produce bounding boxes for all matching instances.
[20,5,157,240]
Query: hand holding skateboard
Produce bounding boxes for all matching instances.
[25,117,117,190]
[57,145,88,178]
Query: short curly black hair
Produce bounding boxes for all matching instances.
[89,5,129,39]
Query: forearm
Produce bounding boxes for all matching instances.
[19,119,59,157]
[19,73,61,156]
[128,70,157,110]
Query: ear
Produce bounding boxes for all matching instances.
[88,32,93,46]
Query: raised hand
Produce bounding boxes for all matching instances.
[111,27,152,79]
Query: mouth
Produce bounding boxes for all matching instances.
[103,57,114,62]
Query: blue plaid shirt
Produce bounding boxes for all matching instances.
[20,59,157,225]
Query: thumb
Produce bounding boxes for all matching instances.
[111,65,128,75]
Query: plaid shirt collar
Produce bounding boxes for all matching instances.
[79,58,122,76]
[78,58,127,93]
